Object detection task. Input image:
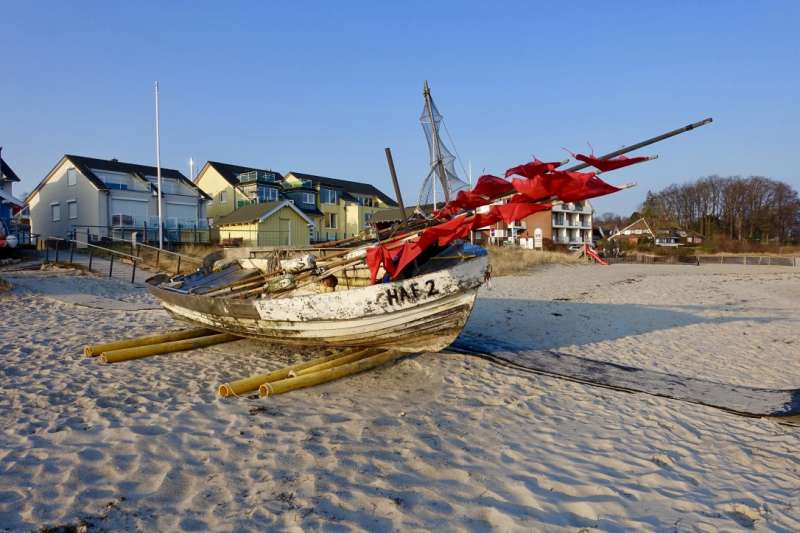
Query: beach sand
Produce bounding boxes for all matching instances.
[0,264,798,531]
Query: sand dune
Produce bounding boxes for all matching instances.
[0,264,798,531]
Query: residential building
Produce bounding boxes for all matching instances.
[26,155,210,243]
[194,162,398,242]
[529,201,594,246]
[1,156,23,229]
[475,200,594,247]
[214,200,315,247]
[1,156,29,246]
[284,171,398,241]
[609,218,704,247]
[194,161,299,221]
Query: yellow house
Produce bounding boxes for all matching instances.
[194,161,323,232]
[214,200,315,247]
[284,171,398,241]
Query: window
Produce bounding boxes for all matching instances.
[67,201,78,220]
[357,196,374,207]
[51,203,61,222]
[364,212,373,225]
[258,187,279,202]
[302,192,315,205]
[111,214,134,227]
[67,169,77,186]
[325,212,337,229]
[320,187,339,204]
[219,191,227,203]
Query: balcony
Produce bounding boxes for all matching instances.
[236,170,281,184]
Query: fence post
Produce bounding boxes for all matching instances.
[45,240,50,263]
[69,240,75,264]
[88,248,94,271]
[156,249,160,269]
[176,256,182,275]
[55,241,60,263]
[131,259,137,284]
[109,254,114,277]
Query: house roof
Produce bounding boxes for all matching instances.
[203,161,283,186]
[0,188,24,207]
[1,158,21,182]
[65,155,211,199]
[215,200,315,227]
[288,171,398,207]
[609,217,655,239]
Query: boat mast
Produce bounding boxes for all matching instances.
[423,81,451,206]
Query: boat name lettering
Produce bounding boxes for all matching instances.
[384,280,438,306]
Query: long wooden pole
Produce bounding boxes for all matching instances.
[100,333,239,363]
[259,350,406,397]
[384,147,407,224]
[84,327,214,357]
[564,118,713,172]
[218,347,369,397]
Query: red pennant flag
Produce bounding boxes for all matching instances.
[505,159,562,179]
[557,173,622,202]
[490,202,552,224]
[574,153,650,172]
[471,174,515,198]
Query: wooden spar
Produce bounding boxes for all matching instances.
[564,118,713,172]
[385,147,408,224]
[83,327,214,357]
[99,333,239,363]
[259,350,406,397]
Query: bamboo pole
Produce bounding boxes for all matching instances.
[289,348,379,377]
[259,350,406,397]
[217,348,368,397]
[84,327,214,357]
[100,333,239,363]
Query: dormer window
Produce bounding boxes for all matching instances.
[320,187,339,204]
[258,186,279,202]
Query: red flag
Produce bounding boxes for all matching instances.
[574,153,650,172]
[471,174,515,198]
[557,173,622,202]
[511,171,589,202]
[491,202,551,224]
[505,159,562,179]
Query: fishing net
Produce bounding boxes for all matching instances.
[417,94,469,210]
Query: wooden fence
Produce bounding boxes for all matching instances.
[605,254,799,267]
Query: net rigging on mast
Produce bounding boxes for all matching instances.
[417,81,469,211]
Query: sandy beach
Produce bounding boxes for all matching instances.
[1,263,799,532]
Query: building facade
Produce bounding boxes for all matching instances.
[214,200,315,247]
[477,200,594,247]
[194,161,398,243]
[284,172,397,242]
[26,155,209,243]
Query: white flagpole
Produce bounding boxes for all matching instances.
[155,81,163,249]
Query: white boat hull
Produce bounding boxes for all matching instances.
[149,255,489,352]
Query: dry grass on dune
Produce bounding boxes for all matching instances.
[488,246,582,276]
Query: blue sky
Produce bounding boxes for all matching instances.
[2,1,798,215]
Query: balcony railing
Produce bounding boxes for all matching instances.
[237,170,281,184]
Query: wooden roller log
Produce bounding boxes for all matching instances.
[100,333,239,363]
[289,348,379,377]
[83,327,214,357]
[217,348,367,397]
[259,350,406,397]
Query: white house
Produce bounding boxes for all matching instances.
[26,155,210,243]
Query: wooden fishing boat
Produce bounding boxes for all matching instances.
[146,83,711,355]
[147,242,489,352]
